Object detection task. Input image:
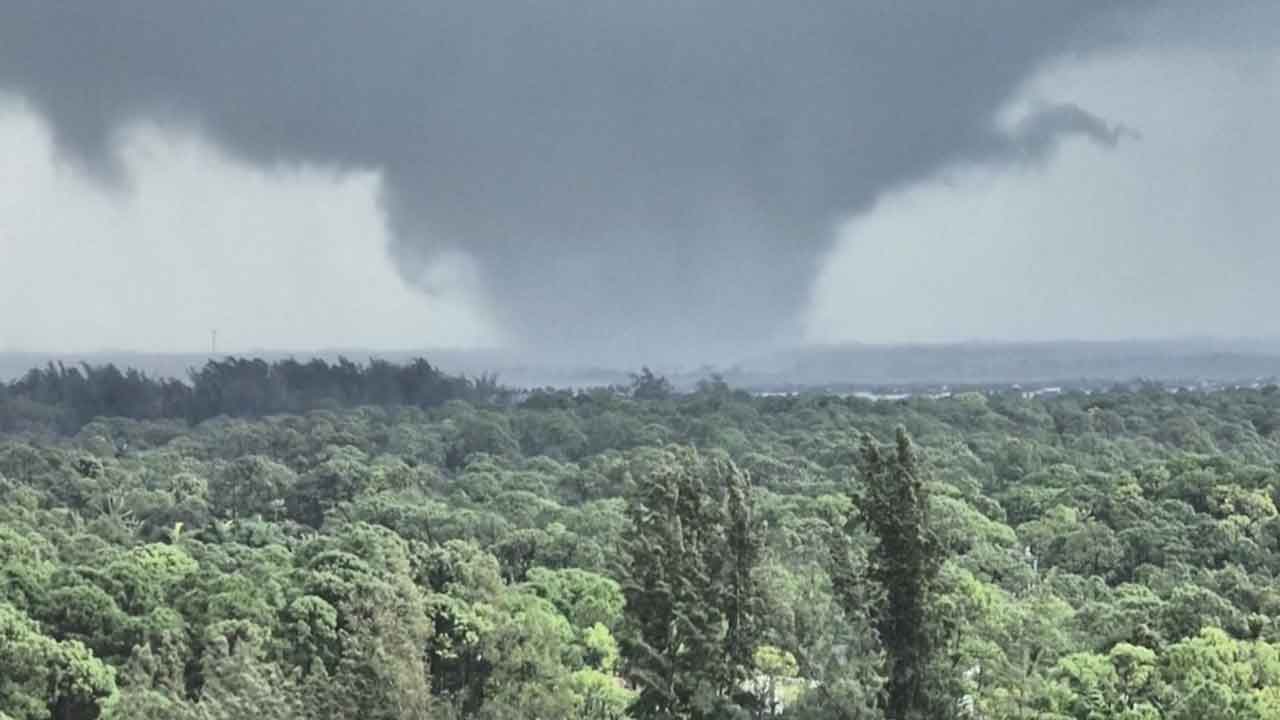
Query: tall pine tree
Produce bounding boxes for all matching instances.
[722,460,761,697]
[843,428,948,720]
[619,448,761,719]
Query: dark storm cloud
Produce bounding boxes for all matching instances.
[0,1,1151,361]
[1002,103,1140,163]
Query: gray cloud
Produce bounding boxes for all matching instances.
[806,42,1280,346]
[0,1,1155,363]
[1003,103,1139,162]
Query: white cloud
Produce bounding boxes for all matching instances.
[805,47,1280,344]
[0,98,499,352]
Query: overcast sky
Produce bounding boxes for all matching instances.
[1,2,1276,364]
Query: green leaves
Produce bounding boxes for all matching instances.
[1039,628,1280,720]
[855,428,948,720]
[0,601,117,720]
[618,447,762,718]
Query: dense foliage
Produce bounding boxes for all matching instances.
[0,357,501,434]
[4,361,1280,719]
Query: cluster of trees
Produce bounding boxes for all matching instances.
[0,358,501,433]
[3,363,1280,718]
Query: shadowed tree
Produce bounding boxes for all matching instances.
[618,448,761,719]
[858,428,948,720]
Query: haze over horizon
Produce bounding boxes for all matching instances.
[2,2,1278,366]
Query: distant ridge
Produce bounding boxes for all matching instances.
[735,338,1280,388]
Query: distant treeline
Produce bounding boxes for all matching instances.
[0,357,503,433]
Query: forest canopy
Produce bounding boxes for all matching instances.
[0,357,503,435]
[3,358,1280,718]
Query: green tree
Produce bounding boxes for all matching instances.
[1,601,117,720]
[859,428,948,720]
[619,448,760,719]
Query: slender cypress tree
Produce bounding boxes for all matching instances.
[860,428,945,720]
[722,461,761,692]
[620,449,761,719]
[620,458,684,718]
